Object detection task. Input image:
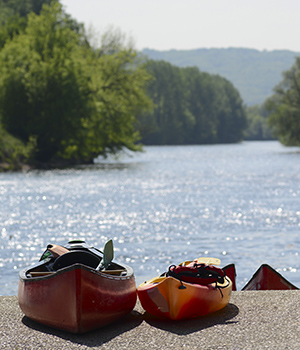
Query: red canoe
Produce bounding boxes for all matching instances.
[18,241,137,333]
[242,264,299,291]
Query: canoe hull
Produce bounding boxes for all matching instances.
[242,264,299,291]
[138,275,232,320]
[18,263,137,333]
[223,264,237,291]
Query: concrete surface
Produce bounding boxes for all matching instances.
[0,291,299,349]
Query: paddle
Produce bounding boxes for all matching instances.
[180,257,221,267]
[195,257,221,265]
[96,239,114,270]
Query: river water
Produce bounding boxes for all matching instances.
[0,141,300,295]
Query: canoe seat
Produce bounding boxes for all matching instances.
[53,250,100,271]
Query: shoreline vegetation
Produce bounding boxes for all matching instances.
[0,1,299,172]
[0,126,30,172]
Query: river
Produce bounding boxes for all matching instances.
[0,141,299,295]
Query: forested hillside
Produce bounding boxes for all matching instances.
[143,48,300,106]
[139,60,247,145]
[0,0,249,170]
[5,0,300,169]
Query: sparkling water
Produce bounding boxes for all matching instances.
[0,141,299,295]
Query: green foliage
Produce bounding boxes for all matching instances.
[139,60,247,145]
[0,125,36,170]
[0,0,52,23]
[267,57,300,146]
[208,74,247,144]
[0,2,89,162]
[0,0,53,47]
[244,104,274,140]
[143,48,300,106]
[85,47,153,157]
[139,61,188,144]
[0,1,152,165]
[0,15,27,48]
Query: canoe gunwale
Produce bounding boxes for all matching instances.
[19,260,134,282]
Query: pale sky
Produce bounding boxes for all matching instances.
[60,0,300,52]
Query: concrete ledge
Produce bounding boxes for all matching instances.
[1,291,299,349]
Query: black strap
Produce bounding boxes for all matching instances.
[167,264,225,284]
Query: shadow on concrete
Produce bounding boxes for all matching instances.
[22,309,143,347]
[143,303,239,335]
[20,302,239,345]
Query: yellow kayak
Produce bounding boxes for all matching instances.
[137,258,232,320]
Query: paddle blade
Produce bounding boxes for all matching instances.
[195,257,221,266]
[179,257,221,267]
[103,239,114,268]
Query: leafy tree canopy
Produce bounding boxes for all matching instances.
[143,48,300,106]
[267,57,300,146]
[0,1,152,165]
[0,0,52,22]
[0,0,54,47]
[139,60,247,145]
[244,104,274,141]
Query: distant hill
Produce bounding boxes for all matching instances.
[142,48,300,106]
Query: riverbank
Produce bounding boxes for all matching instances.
[1,291,299,349]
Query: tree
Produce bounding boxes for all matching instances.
[0,0,53,47]
[0,0,52,23]
[182,68,217,144]
[213,76,247,143]
[83,46,153,158]
[267,57,300,145]
[0,1,152,164]
[0,125,36,170]
[244,104,274,140]
[0,2,91,162]
[139,60,189,144]
[139,60,247,145]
